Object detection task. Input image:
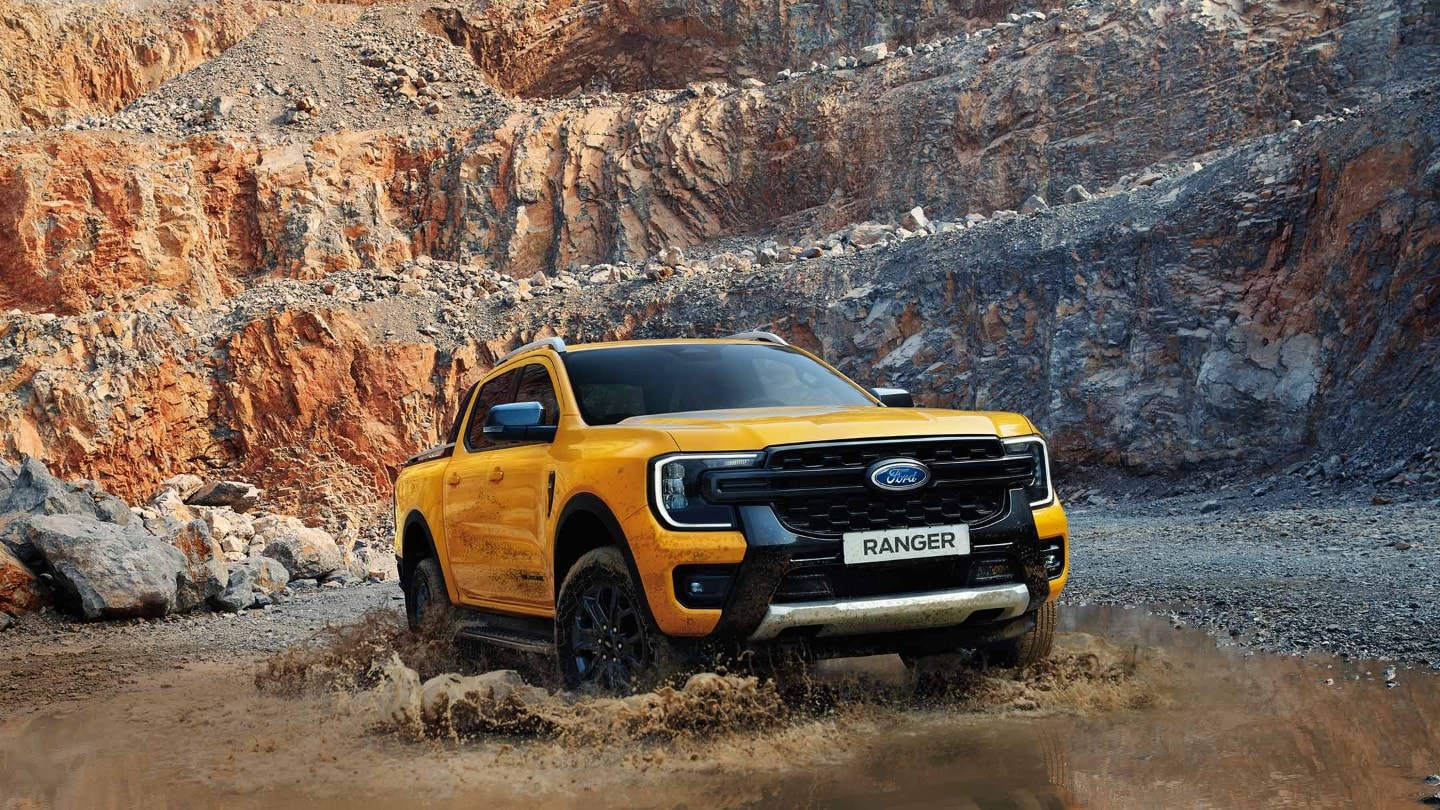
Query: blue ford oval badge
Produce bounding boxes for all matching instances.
[867,458,931,492]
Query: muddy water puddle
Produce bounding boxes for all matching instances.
[2,606,1437,808]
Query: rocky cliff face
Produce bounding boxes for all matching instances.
[513,92,1438,470]
[7,0,1435,312]
[0,0,1434,514]
[0,0,309,130]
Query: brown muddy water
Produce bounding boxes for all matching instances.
[2,606,1438,809]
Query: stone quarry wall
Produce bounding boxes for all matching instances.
[5,0,1434,314]
[0,0,1434,510]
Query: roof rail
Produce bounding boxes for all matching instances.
[725,330,789,346]
[498,336,567,363]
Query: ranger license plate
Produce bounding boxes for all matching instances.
[842,524,971,565]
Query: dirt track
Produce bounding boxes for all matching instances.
[1063,487,1440,668]
[3,605,1438,807]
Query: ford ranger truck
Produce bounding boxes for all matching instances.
[393,332,1068,690]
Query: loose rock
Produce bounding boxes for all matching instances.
[186,481,261,512]
[1021,194,1049,214]
[0,544,40,615]
[859,43,889,66]
[901,206,930,231]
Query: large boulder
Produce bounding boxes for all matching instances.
[24,514,187,620]
[262,526,343,580]
[212,557,289,613]
[251,513,305,540]
[858,42,889,66]
[185,480,261,512]
[0,544,41,615]
[900,205,929,231]
[165,520,228,612]
[0,458,134,564]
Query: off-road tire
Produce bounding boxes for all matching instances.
[983,601,1057,667]
[555,546,680,692]
[405,557,451,631]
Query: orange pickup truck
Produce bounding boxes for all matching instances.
[393,332,1068,690]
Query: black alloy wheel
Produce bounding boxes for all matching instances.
[570,581,650,690]
[556,546,675,691]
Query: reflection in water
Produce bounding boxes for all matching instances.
[0,606,1436,808]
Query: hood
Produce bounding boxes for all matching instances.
[619,406,1038,452]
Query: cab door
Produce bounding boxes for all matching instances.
[441,362,560,611]
[441,367,519,603]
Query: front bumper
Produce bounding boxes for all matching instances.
[747,582,1031,641]
[693,485,1062,642]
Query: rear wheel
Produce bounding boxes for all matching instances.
[982,601,1057,667]
[406,557,451,631]
[556,547,677,692]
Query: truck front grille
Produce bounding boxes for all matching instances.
[704,437,1030,539]
[773,488,1005,536]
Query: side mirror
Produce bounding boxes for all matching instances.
[870,387,915,408]
[483,401,557,442]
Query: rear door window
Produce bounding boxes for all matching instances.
[463,369,520,452]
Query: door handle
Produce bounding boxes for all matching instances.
[447,471,461,486]
[488,467,505,482]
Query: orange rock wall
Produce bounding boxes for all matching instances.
[0,0,279,130]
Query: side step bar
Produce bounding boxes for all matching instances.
[454,627,553,654]
[451,606,554,654]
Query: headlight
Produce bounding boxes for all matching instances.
[650,453,761,529]
[1003,436,1054,508]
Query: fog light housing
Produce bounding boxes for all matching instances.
[970,557,1016,585]
[1042,538,1065,578]
[674,566,734,609]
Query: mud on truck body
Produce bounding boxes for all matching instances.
[393,332,1068,690]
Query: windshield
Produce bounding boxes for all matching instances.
[560,343,877,425]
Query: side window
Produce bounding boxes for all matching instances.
[464,369,519,451]
[514,364,560,427]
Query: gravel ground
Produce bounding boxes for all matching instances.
[0,581,396,718]
[1062,483,1440,670]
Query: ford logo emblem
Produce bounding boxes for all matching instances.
[866,458,931,492]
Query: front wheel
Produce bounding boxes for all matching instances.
[555,547,677,692]
[981,601,1057,667]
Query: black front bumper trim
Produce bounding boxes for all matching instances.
[709,486,1050,640]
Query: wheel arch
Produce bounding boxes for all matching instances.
[553,493,643,599]
[399,510,439,589]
